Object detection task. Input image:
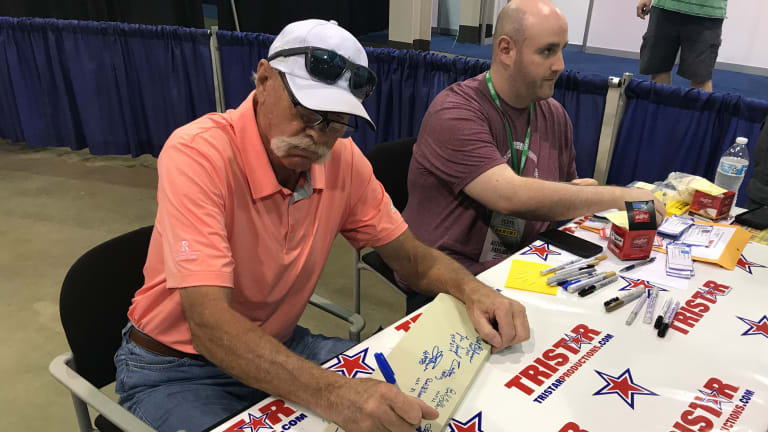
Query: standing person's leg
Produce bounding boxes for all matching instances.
[639,7,681,85]
[114,324,266,432]
[651,72,672,85]
[678,14,723,91]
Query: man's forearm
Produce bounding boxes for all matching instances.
[500,177,628,220]
[186,303,346,420]
[388,236,487,303]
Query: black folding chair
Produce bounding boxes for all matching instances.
[353,137,433,317]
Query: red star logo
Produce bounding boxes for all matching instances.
[326,347,375,378]
[736,254,766,274]
[520,242,561,261]
[563,332,592,350]
[617,276,667,293]
[697,388,734,412]
[737,315,768,340]
[448,412,484,432]
[236,413,274,432]
[593,368,658,409]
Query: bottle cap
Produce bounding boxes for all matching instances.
[736,137,748,145]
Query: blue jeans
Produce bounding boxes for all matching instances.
[114,323,356,432]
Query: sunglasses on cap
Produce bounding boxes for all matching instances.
[267,46,377,100]
[277,71,359,136]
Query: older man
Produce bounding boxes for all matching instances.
[114,19,529,432]
[403,0,664,276]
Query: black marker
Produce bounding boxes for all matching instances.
[578,275,619,297]
[654,298,672,330]
[658,300,680,338]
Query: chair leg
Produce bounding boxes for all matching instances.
[71,393,95,432]
[353,249,362,315]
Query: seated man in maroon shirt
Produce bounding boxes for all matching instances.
[403,0,663,275]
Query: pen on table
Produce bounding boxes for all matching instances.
[540,257,585,275]
[566,271,616,294]
[539,254,607,275]
[374,352,400,390]
[658,300,681,338]
[557,270,598,287]
[547,268,596,286]
[654,298,672,329]
[578,275,619,297]
[557,259,602,274]
[643,287,660,324]
[618,256,657,273]
[604,288,644,312]
[625,293,648,325]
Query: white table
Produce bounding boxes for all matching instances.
[211,221,768,432]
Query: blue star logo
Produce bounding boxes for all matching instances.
[326,347,375,378]
[617,276,668,293]
[736,254,767,274]
[520,242,561,261]
[236,412,274,432]
[736,315,768,340]
[697,388,734,412]
[697,285,730,302]
[593,368,658,409]
[563,332,592,350]
[448,411,484,432]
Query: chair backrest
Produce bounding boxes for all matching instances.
[59,226,154,388]
[365,137,417,212]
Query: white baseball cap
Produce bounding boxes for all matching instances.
[268,19,376,130]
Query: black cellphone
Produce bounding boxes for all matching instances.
[537,228,604,258]
[735,206,768,230]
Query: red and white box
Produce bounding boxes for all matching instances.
[607,224,655,260]
[689,189,735,220]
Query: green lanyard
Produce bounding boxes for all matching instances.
[485,71,533,175]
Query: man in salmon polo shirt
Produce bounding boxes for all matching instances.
[114,19,530,432]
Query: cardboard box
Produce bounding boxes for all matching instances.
[607,200,657,260]
[608,224,655,260]
[689,190,735,220]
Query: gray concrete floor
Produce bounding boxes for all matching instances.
[0,139,405,430]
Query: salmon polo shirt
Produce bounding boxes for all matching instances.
[128,92,407,353]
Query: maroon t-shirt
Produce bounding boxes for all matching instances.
[403,73,578,275]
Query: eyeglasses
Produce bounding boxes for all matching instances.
[268,46,377,100]
[277,71,358,136]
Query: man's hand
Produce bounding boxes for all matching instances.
[570,178,599,186]
[330,378,439,432]
[637,0,652,18]
[463,289,530,354]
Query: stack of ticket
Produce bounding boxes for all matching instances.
[679,224,714,247]
[666,242,694,279]
[657,215,695,238]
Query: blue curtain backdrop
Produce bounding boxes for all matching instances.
[0,17,215,156]
[216,32,607,173]
[607,80,768,206]
[553,70,608,178]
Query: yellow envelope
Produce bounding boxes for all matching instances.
[504,260,558,295]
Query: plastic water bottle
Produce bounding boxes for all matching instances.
[714,137,750,201]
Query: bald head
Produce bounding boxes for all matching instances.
[493,0,566,55]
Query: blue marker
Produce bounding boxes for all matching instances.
[374,352,400,390]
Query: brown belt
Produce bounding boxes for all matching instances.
[128,327,206,362]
